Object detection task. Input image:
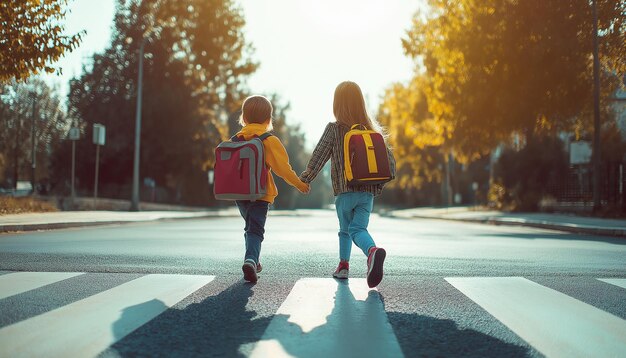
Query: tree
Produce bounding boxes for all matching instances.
[52,0,257,205]
[402,0,626,159]
[493,135,569,211]
[0,78,69,190]
[387,0,625,208]
[0,0,83,83]
[378,77,444,190]
[266,96,333,209]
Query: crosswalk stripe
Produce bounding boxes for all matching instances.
[446,277,626,358]
[0,274,215,358]
[598,278,626,290]
[0,272,84,300]
[250,278,404,358]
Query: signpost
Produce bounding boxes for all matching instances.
[569,141,592,165]
[570,141,592,200]
[68,127,80,204]
[93,124,106,208]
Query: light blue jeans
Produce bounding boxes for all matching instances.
[335,192,376,261]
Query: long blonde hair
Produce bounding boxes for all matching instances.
[333,81,382,133]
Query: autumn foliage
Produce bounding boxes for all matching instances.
[0,0,83,83]
[379,0,625,206]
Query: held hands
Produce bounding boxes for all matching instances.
[298,183,311,194]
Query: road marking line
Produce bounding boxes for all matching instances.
[598,278,626,290]
[250,278,404,358]
[0,272,84,300]
[446,277,626,358]
[0,274,215,358]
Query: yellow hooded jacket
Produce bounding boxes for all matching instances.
[235,123,308,203]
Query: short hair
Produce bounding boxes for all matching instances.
[240,95,273,129]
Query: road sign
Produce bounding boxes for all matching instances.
[69,127,80,140]
[570,141,592,165]
[93,124,105,207]
[93,124,106,146]
[143,177,155,188]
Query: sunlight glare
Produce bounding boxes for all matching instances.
[297,0,390,36]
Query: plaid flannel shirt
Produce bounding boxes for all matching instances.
[299,122,396,196]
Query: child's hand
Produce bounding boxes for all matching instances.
[299,170,309,182]
[299,183,311,194]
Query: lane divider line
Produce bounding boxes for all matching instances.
[0,272,84,300]
[598,278,626,290]
[0,274,215,358]
[446,276,626,358]
[250,278,404,358]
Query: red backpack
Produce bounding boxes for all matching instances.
[344,124,393,186]
[213,133,272,201]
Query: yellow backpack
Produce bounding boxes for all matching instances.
[343,124,393,185]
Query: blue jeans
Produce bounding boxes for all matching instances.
[236,200,269,264]
[335,192,376,261]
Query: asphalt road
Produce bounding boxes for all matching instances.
[0,210,625,357]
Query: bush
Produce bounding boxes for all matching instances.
[0,196,58,215]
[493,135,569,211]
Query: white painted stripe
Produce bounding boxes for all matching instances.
[446,277,626,358]
[250,278,404,358]
[0,272,83,300]
[598,278,626,290]
[0,274,214,358]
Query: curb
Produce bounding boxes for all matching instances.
[384,213,626,238]
[0,209,318,234]
[0,213,238,234]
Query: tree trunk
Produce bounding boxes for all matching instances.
[12,115,21,189]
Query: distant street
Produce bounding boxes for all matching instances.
[1,211,625,357]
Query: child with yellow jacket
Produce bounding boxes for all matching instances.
[234,95,310,283]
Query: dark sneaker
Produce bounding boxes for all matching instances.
[242,259,258,283]
[333,261,349,279]
[256,262,263,273]
[366,247,386,288]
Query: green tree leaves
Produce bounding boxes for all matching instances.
[56,0,256,205]
[0,78,70,189]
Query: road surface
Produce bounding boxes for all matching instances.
[0,210,625,357]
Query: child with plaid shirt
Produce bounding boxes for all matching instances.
[300,81,395,288]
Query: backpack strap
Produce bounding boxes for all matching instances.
[230,133,272,142]
[351,124,367,131]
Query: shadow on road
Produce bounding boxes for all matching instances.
[109,280,272,357]
[385,310,531,357]
[253,280,401,357]
[108,278,532,357]
[248,280,532,357]
[112,299,168,341]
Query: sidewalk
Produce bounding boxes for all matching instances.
[4,206,625,237]
[385,207,626,238]
[0,208,324,233]
[0,209,240,233]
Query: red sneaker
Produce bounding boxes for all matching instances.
[333,261,349,279]
[366,247,386,288]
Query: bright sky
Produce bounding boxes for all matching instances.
[42,0,421,148]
